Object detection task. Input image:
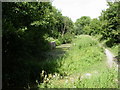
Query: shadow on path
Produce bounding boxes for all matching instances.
[43,44,71,59]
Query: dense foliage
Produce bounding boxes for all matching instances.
[99,2,120,46]
[2,2,74,88]
[74,16,91,35]
[2,1,119,89]
[74,2,120,47]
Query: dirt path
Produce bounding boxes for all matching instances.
[104,48,118,69]
[105,49,114,68]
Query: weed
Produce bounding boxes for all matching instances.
[37,35,118,88]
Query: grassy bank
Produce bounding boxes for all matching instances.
[93,35,119,56]
[38,35,118,88]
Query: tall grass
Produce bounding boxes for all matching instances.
[38,35,118,88]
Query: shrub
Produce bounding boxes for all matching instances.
[54,39,61,46]
[46,37,61,46]
[59,33,74,44]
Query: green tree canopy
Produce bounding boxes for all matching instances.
[99,2,120,46]
[74,16,91,34]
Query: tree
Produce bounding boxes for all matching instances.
[60,16,74,36]
[2,2,75,88]
[83,25,91,35]
[89,18,102,35]
[2,2,68,88]
[74,16,91,35]
[99,2,120,46]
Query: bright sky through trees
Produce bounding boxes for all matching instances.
[52,0,109,22]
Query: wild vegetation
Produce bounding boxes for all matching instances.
[2,1,119,89]
[38,35,118,88]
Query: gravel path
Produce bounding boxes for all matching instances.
[104,48,118,69]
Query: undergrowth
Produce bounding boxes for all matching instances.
[37,35,118,88]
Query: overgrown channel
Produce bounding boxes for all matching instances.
[37,35,118,88]
[2,2,119,89]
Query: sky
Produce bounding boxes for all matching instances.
[52,0,109,22]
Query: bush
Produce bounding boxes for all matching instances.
[46,37,61,46]
[54,39,61,46]
[59,33,74,44]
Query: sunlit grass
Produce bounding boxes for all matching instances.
[38,35,118,88]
